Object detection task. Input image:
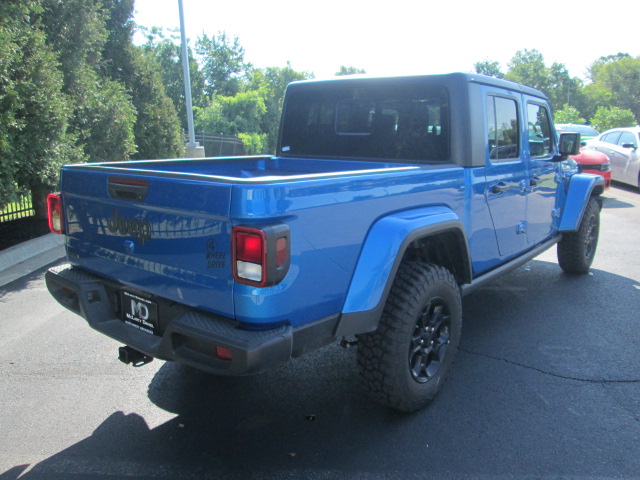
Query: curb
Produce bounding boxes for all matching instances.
[0,234,65,287]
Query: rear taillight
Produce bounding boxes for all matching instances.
[234,229,266,284]
[47,194,64,234]
[232,225,290,287]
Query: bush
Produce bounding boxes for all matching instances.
[590,106,637,132]
[238,133,268,155]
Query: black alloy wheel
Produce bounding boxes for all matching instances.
[410,299,451,383]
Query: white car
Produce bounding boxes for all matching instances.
[587,126,640,188]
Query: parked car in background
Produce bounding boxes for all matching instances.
[587,126,640,189]
[570,147,611,189]
[556,123,600,144]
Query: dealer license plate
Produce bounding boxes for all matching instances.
[121,291,158,335]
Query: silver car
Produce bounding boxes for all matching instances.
[587,126,640,188]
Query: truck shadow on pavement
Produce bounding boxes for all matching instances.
[2,260,639,479]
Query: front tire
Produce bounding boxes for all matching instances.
[357,262,462,412]
[557,196,600,274]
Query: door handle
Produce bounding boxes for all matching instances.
[491,182,510,194]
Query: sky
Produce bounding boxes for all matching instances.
[133,0,639,81]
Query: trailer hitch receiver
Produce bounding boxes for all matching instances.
[118,346,153,367]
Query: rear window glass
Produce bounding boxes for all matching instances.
[280,81,449,162]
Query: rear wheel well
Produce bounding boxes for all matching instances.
[592,184,604,197]
[401,230,471,284]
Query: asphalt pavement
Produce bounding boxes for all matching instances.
[0,185,638,479]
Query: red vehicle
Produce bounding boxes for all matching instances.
[571,147,611,189]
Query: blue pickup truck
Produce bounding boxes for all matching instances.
[46,73,603,411]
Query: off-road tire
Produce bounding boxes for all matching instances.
[557,196,600,274]
[357,262,462,412]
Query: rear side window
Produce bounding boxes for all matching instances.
[601,131,621,144]
[280,81,449,162]
[527,103,553,158]
[487,96,519,161]
[617,131,638,148]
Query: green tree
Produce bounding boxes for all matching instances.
[590,106,636,132]
[0,0,81,216]
[196,32,251,97]
[547,62,585,114]
[247,64,312,152]
[142,28,206,131]
[127,48,185,159]
[40,0,109,89]
[75,75,137,162]
[40,0,137,163]
[474,60,504,79]
[101,0,184,159]
[505,49,550,92]
[581,82,614,121]
[590,56,640,123]
[587,53,632,82]
[102,0,135,77]
[554,105,586,124]
[503,49,585,113]
[195,90,266,137]
[336,66,366,76]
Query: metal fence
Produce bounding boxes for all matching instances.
[192,132,245,157]
[0,195,35,223]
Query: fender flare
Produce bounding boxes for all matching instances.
[334,206,471,337]
[558,173,604,232]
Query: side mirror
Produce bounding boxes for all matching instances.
[558,132,581,156]
[621,143,637,150]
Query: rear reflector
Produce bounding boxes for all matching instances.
[216,346,233,361]
[47,194,64,234]
[276,237,287,267]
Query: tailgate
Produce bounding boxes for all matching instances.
[60,167,234,318]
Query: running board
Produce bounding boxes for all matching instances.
[461,236,560,296]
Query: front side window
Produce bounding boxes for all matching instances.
[487,96,519,161]
[280,81,449,162]
[527,103,553,158]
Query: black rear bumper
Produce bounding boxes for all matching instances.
[46,264,330,375]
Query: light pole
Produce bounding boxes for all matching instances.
[178,0,205,158]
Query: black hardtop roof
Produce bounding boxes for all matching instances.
[287,72,547,100]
